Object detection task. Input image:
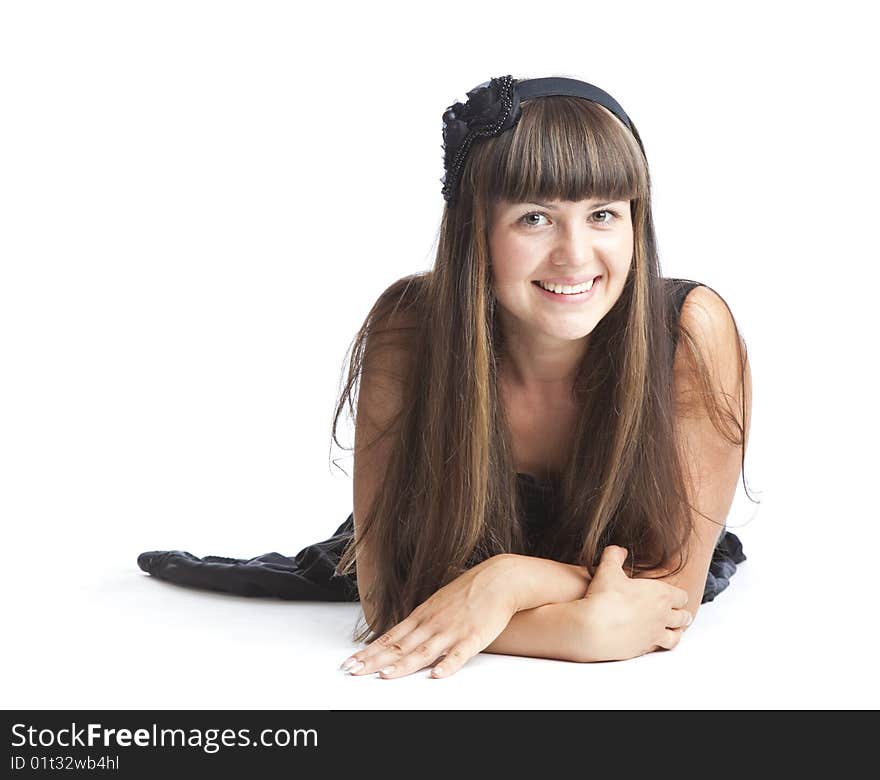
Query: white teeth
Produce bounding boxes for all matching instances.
[538,277,596,294]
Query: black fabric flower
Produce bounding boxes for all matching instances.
[440,75,522,205]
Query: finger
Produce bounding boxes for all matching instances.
[428,639,479,679]
[339,614,422,673]
[347,620,445,677]
[669,586,689,610]
[667,608,693,629]
[655,628,684,651]
[598,545,628,569]
[378,630,453,679]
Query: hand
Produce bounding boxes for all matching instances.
[338,554,519,679]
[576,545,692,662]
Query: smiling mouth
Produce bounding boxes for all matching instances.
[532,276,601,293]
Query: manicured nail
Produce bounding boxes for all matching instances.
[340,658,357,671]
[432,666,445,677]
[347,661,365,674]
[686,613,693,625]
[379,666,396,676]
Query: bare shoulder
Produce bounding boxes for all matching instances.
[365,279,421,367]
[679,285,736,336]
[674,284,749,410]
[365,275,425,350]
[355,276,425,453]
[676,285,744,371]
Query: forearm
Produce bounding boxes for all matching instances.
[479,555,592,663]
[483,600,587,663]
[501,553,592,612]
[482,555,684,665]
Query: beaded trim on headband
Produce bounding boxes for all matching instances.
[440,75,520,205]
[439,74,635,207]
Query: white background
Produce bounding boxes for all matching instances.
[2,0,877,709]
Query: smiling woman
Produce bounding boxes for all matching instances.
[490,196,633,367]
[137,74,755,677]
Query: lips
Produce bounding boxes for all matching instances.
[532,275,600,288]
[532,275,601,303]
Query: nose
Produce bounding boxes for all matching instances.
[549,223,597,268]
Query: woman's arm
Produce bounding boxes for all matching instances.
[485,550,690,664]
[478,554,597,663]
[477,554,593,663]
[501,553,592,610]
[482,599,588,662]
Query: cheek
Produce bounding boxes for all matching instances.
[597,229,632,252]
[600,233,634,272]
[621,226,635,255]
[489,246,533,283]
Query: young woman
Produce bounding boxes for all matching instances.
[138,75,754,678]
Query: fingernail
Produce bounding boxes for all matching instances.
[432,666,445,677]
[340,658,357,671]
[686,613,693,625]
[379,666,396,676]
[347,661,365,674]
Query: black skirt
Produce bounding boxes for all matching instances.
[138,473,746,605]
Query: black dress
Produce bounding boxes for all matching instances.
[137,278,746,605]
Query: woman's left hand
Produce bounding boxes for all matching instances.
[338,554,520,679]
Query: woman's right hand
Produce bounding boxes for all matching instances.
[575,545,692,662]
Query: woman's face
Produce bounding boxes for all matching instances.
[488,197,634,345]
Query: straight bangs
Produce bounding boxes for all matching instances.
[466,96,650,209]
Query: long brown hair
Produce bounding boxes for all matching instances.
[330,94,757,643]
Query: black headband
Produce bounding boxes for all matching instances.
[440,75,636,206]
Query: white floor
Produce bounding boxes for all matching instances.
[4,486,877,710]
